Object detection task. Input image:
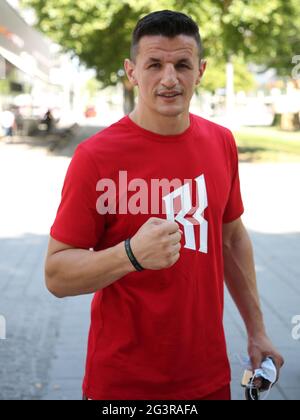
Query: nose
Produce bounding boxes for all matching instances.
[161,64,178,88]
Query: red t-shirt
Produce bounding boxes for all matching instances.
[50,113,244,399]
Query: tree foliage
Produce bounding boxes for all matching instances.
[22,0,300,90]
[201,56,256,93]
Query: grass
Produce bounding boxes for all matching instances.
[234,127,300,162]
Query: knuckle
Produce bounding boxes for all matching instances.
[173,253,180,262]
[153,225,165,238]
[172,222,179,231]
[166,258,174,267]
[151,225,160,235]
[157,224,167,234]
[166,220,177,230]
[163,237,171,247]
[158,237,166,246]
[166,250,174,259]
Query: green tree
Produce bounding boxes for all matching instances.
[178,0,300,72]
[201,56,256,93]
[22,0,300,112]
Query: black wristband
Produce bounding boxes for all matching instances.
[124,238,144,272]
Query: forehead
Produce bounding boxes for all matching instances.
[136,35,198,61]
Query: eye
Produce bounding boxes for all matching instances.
[176,63,191,69]
[148,63,161,69]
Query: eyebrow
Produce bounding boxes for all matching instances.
[145,57,193,65]
[146,58,162,64]
[176,58,193,65]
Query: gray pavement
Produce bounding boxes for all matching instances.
[0,129,299,400]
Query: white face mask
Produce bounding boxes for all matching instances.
[254,357,277,384]
[237,355,277,400]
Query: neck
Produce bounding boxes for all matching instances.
[129,107,191,136]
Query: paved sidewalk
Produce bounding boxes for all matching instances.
[41,295,91,400]
[0,131,299,400]
[225,231,300,400]
[226,163,300,400]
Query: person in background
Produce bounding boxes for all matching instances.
[43,109,54,133]
[13,106,24,136]
[0,106,15,139]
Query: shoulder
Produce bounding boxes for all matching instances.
[191,113,234,142]
[191,114,239,167]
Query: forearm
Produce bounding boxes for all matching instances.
[45,241,135,298]
[223,228,266,337]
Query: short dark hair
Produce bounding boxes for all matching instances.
[131,10,203,62]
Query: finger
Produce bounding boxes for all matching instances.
[276,355,285,368]
[169,231,182,244]
[273,361,281,383]
[148,217,166,226]
[171,243,181,255]
[250,351,263,371]
[171,252,180,262]
[270,356,284,382]
[163,221,180,234]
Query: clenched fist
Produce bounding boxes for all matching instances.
[130,217,182,270]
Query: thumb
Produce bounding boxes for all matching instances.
[249,351,264,389]
[250,350,263,371]
[148,217,165,226]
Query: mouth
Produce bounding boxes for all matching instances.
[157,92,182,99]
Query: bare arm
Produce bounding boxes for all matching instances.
[223,218,284,375]
[45,238,135,298]
[45,217,182,298]
[223,218,265,337]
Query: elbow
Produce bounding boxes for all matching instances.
[45,264,66,299]
[45,275,65,299]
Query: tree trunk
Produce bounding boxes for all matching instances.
[280,113,300,131]
[271,113,281,127]
[123,82,135,115]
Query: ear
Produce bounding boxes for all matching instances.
[124,59,138,86]
[195,59,207,85]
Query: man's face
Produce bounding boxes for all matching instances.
[125,35,206,118]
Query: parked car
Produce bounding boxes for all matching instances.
[84,106,97,118]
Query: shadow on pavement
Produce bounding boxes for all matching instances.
[0,124,106,159]
[238,145,268,162]
[49,125,106,158]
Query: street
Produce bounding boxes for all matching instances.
[0,127,299,400]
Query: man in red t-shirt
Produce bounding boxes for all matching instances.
[46,10,284,400]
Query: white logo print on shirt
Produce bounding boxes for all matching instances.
[162,174,208,254]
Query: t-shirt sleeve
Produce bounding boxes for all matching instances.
[50,144,105,249]
[222,131,244,223]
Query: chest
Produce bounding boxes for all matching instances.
[95,139,231,250]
